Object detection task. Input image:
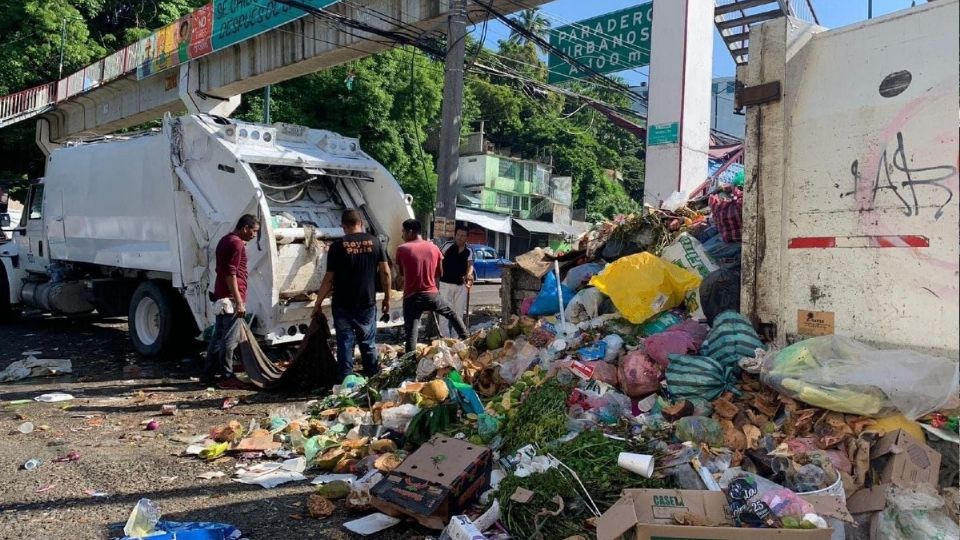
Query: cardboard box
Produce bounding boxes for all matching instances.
[371,435,492,529]
[870,429,941,487]
[597,489,849,540]
[845,431,942,540]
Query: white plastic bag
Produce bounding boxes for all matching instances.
[381,404,420,433]
[564,287,604,324]
[601,334,624,363]
[877,485,960,540]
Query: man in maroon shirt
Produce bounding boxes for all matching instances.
[203,214,259,384]
[395,219,466,353]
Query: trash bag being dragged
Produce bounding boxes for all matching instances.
[589,252,702,324]
[761,336,960,419]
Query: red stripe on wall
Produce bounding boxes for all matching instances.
[788,237,836,249]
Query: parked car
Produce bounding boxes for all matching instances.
[469,244,510,280]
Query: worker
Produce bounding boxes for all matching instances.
[203,214,259,387]
[313,209,391,380]
[438,226,474,337]
[395,219,467,353]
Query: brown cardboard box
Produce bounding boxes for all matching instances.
[870,429,941,487]
[597,489,849,540]
[370,435,491,529]
[844,430,941,540]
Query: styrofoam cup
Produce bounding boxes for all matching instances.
[618,452,654,478]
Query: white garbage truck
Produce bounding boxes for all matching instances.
[0,114,414,355]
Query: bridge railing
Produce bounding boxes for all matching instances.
[0,83,57,126]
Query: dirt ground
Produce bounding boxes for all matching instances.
[0,307,500,540]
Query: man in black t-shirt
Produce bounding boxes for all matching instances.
[438,227,474,337]
[313,209,391,380]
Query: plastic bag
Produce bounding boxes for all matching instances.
[761,336,960,419]
[661,233,719,319]
[699,265,742,324]
[601,334,624,362]
[701,311,765,369]
[666,354,740,402]
[416,343,463,380]
[528,271,575,317]
[618,350,662,398]
[564,287,604,324]
[124,498,160,537]
[562,262,605,290]
[380,404,420,433]
[638,311,684,336]
[675,416,725,446]
[645,320,710,368]
[589,253,702,325]
[877,484,960,540]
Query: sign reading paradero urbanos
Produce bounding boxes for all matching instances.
[547,2,653,84]
[134,0,340,80]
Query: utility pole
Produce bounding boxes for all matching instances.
[433,0,467,239]
[868,0,873,19]
[263,85,271,124]
[58,18,67,80]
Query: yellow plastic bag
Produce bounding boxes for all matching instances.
[589,252,702,324]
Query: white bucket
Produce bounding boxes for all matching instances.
[798,476,845,540]
[617,452,655,478]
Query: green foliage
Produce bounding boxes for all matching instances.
[0,4,645,220]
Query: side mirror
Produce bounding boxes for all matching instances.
[0,214,9,228]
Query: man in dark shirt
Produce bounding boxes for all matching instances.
[438,227,474,337]
[203,214,259,385]
[314,209,391,380]
[395,219,467,353]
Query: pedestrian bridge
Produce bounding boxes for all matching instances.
[0,0,545,147]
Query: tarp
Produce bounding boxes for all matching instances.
[455,207,512,234]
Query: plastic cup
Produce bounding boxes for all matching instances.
[618,452,655,478]
[23,459,41,471]
[18,421,34,434]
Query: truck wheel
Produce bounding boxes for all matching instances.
[128,280,178,357]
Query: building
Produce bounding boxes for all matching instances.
[453,130,589,259]
[631,77,745,138]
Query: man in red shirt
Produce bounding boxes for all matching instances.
[203,214,259,384]
[395,219,467,353]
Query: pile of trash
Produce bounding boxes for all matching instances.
[148,201,957,540]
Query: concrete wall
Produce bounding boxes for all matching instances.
[741,2,960,356]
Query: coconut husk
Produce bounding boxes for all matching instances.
[713,397,739,420]
[308,494,335,518]
[720,419,746,450]
[374,453,402,473]
[663,400,695,421]
[814,412,853,449]
[743,424,762,450]
[307,419,327,436]
[211,420,244,443]
[370,439,397,454]
[315,480,351,499]
[334,458,358,474]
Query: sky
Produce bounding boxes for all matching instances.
[472,0,932,87]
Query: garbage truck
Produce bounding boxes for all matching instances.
[0,114,414,355]
[738,0,959,358]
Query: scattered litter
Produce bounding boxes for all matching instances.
[52,450,81,463]
[83,489,109,497]
[22,459,41,471]
[160,404,177,416]
[144,420,160,431]
[0,358,72,382]
[342,513,402,536]
[34,392,75,403]
[234,457,307,488]
[222,397,240,409]
[307,494,335,518]
[123,498,160,538]
[197,471,226,480]
[35,484,56,493]
[17,421,34,434]
[311,473,356,485]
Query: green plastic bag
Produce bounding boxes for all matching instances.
[665,354,740,402]
[675,416,725,446]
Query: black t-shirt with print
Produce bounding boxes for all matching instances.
[327,233,386,309]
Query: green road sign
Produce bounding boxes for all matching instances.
[647,122,679,146]
[547,2,653,84]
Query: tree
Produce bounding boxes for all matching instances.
[508,9,550,52]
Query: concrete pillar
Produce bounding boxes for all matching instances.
[643,0,715,206]
[178,62,240,117]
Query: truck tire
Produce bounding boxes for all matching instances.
[128,280,179,357]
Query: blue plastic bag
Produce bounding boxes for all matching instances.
[528,271,575,316]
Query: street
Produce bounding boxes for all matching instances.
[466,282,501,313]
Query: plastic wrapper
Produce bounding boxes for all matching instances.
[124,498,160,537]
[721,469,815,521]
[618,350,662,398]
[761,336,960,419]
[498,340,540,384]
[675,416,725,446]
[589,253,702,325]
[528,271,575,317]
[877,484,960,540]
[660,233,719,319]
[638,311,684,336]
